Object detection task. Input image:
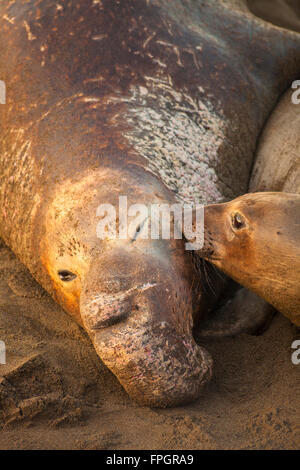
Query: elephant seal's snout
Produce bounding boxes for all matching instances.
[84,298,133,329]
[79,247,213,408]
[83,283,157,330]
[89,312,213,408]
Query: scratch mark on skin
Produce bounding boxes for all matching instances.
[84,76,105,84]
[161,18,173,37]
[89,282,158,307]
[3,14,15,24]
[6,93,88,143]
[109,113,120,124]
[92,34,107,41]
[152,58,167,68]
[143,32,156,49]
[173,46,184,67]
[80,97,101,103]
[156,41,183,67]
[183,48,200,70]
[25,94,85,131]
[167,74,173,86]
[156,40,173,48]
[24,21,37,41]
[146,52,154,61]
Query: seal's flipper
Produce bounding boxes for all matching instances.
[195,288,276,339]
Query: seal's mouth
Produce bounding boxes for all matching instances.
[90,313,213,408]
[203,252,221,262]
[78,232,216,407]
[80,272,213,407]
[197,248,215,259]
[193,234,218,261]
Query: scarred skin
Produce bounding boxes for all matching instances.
[0,0,300,406]
[194,192,300,326]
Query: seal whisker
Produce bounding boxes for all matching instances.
[199,258,217,297]
[210,263,227,283]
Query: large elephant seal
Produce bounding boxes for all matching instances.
[193,192,300,326]
[1,0,300,407]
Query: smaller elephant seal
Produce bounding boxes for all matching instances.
[190,192,300,327]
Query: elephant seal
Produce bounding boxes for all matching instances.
[193,192,300,326]
[1,0,300,407]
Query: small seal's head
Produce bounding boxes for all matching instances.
[198,192,300,323]
[39,167,213,407]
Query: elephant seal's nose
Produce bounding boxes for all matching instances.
[79,245,214,407]
[84,297,134,330]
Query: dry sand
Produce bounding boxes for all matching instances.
[1,0,300,450]
[0,239,299,450]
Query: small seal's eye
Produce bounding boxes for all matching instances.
[232,212,246,230]
[58,270,77,282]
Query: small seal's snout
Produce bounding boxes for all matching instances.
[195,245,215,259]
[185,205,223,261]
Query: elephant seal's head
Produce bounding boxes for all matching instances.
[195,192,300,326]
[39,166,213,407]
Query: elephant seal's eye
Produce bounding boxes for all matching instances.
[58,270,77,282]
[232,212,246,230]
